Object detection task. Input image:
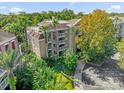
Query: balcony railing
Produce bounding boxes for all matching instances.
[0,71,8,90]
[59,46,67,51]
[58,33,66,37]
[58,39,66,43]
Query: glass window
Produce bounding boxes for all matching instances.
[48,50,52,57]
[54,51,57,54]
[48,32,51,41]
[59,37,65,41]
[59,30,65,33]
[53,44,56,47]
[59,44,65,47]
[53,32,56,40]
[59,51,64,56]
[48,43,52,49]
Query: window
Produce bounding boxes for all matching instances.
[48,32,51,41]
[12,41,16,49]
[59,37,65,41]
[53,44,56,47]
[59,30,65,33]
[5,44,9,51]
[59,51,64,56]
[54,51,57,54]
[48,43,52,49]
[59,44,65,48]
[53,32,56,40]
[48,50,52,57]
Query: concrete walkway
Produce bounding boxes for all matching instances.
[74,60,85,90]
[74,57,124,90]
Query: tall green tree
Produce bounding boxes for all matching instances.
[0,50,17,90]
[76,9,118,64]
[63,50,78,75]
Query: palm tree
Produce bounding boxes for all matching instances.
[52,16,59,28]
[0,50,18,90]
[40,25,49,43]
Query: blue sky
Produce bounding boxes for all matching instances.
[0,2,124,14]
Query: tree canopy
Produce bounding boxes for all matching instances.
[76,9,118,64]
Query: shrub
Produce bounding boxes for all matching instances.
[117,39,124,70]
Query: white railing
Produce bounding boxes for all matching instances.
[0,71,8,90]
[59,46,67,51]
[0,77,8,90]
[59,33,65,37]
[58,40,65,43]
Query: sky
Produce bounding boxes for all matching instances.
[0,2,124,14]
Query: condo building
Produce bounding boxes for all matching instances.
[27,19,80,58]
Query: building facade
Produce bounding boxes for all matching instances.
[0,32,19,54]
[0,32,21,90]
[27,19,80,58]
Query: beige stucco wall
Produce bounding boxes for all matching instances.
[68,27,76,51]
[39,39,48,58]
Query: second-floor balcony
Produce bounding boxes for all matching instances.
[58,39,66,44]
[58,33,65,37]
[58,45,67,51]
[0,70,8,90]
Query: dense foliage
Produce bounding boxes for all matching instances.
[117,39,124,70]
[15,53,74,90]
[76,9,118,64]
[45,50,78,75]
[0,9,82,43]
[0,50,17,90]
[63,50,78,75]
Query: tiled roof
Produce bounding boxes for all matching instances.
[27,28,44,39]
[68,19,79,25]
[39,20,69,30]
[27,19,80,39]
[0,32,15,43]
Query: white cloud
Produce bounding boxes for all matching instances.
[69,2,78,6]
[0,6,7,10]
[10,7,22,14]
[108,5,121,13]
[110,5,121,10]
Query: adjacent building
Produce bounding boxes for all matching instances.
[0,31,21,90]
[27,19,80,58]
[0,32,19,53]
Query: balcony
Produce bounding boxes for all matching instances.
[59,45,67,51]
[59,33,65,37]
[0,70,8,90]
[58,39,66,44]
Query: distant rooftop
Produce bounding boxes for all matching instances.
[0,32,15,44]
